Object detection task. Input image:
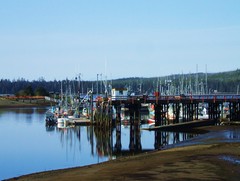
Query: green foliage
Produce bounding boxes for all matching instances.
[25,86,34,96]
[15,85,34,96]
[15,90,26,96]
[34,87,49,96]
[15,85,49,96]
[1,69,240,95]
[207,69,240,92]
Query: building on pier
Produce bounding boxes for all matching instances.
[111,88,128,100]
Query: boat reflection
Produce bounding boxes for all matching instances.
[45,122,198,159]
[0,107,47,114]
[154,131,196,150]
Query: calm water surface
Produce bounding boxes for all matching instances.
[0,107,196,180]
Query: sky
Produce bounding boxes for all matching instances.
[0,0,240,81]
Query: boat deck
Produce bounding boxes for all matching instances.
[70,117,91,125]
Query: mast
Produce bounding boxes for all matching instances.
[78,73,81,95]
[189,72,192,95]
[104,58,108,96]
[60,80,63,105]
[205,64,208,94]
[97,74,99,96]
[180,72,184,94]
[195,64,199,95]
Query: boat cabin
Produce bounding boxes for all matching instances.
[111,88,128,100]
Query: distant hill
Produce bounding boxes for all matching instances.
[112,69,240,95]
[0,69,240,95]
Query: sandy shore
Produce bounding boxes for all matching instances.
[6,125,240,181]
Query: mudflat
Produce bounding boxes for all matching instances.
[7,125,240,181]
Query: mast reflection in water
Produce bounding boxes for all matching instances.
[0,107,197,180]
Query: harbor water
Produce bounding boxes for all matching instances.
[0,107,197,180]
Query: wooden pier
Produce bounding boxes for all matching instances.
[93,94,240,130]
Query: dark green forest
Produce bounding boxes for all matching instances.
[0,69,240,96]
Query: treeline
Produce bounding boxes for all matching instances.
[113,69,240,94]
[0,78,97,96]
[207,69,240,93]
[1,69,240,95]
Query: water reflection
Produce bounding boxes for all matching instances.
[46,122,197,159]
[225,129,240,139]
[115,120,122,153]
[220,155,240,165]
[0,107,48,114]
[129,123,142,152]
[155,131,196,150]
[46,125,56,132]
[0,107,199,180]
[1,108,35,114]
[57,124,81,150]
[94,127,113,158]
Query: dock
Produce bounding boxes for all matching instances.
[69,117,91,126]
[142,119,217,131]
[221,121,240,126]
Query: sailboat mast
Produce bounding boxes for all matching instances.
[195,64,199,95]
[61,80,63,103]
[205,64,208,94]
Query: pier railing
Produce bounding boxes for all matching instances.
[110,94,240,103]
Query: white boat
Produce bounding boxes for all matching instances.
[57,117,69,124]
[82,108,89,118]
[199,107,209,120]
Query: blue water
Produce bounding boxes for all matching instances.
[0,107,195,180]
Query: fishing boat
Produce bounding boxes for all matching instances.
[57,117,69,124]
[199,107,209,120]
[45,107,57,125]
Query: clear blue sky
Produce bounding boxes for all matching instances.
[0,0,240,81]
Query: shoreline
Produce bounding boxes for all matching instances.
[6,125,240,181]
[0,98,54,108]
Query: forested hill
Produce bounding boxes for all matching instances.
[207,69,240,93]
[0,69,240,96]
[112,69,240,94]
